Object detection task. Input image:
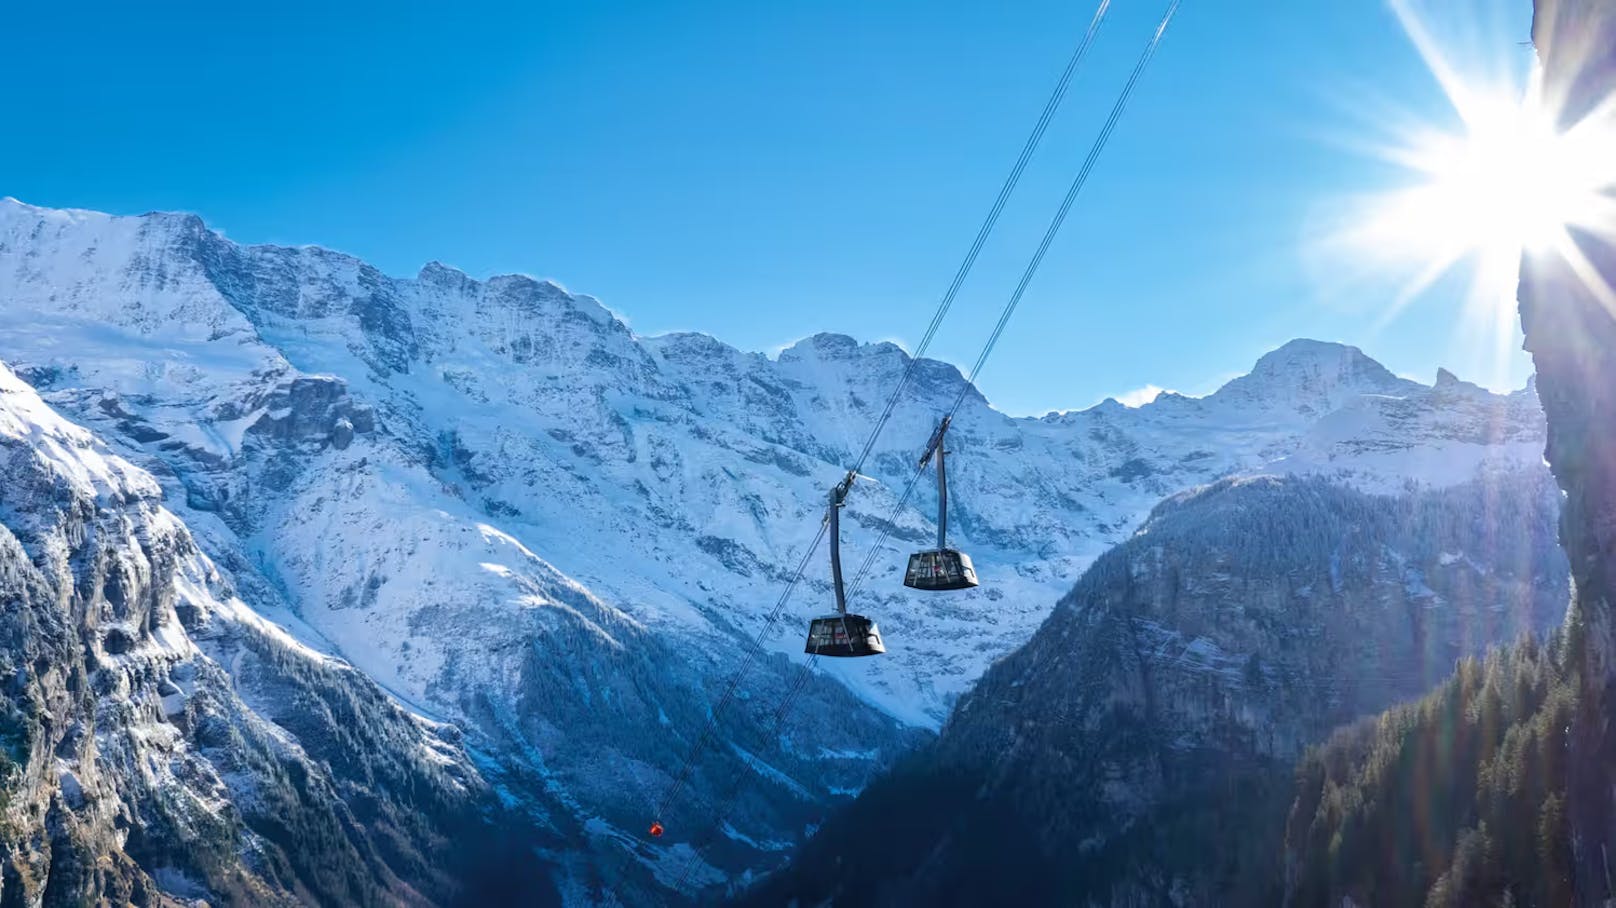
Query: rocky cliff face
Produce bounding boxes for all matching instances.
[740,473,1568,906]
[0,363,562,907]
[1276,6,1616,901]
[1522,0,1616,900]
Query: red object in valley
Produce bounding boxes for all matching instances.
[649,822,665,838]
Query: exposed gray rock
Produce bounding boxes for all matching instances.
[1523,0,1616,898]
[0,364,561,907]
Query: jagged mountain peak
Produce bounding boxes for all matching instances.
[776,331,889,362]
[417,259,466,279]
[0,195,203,240]
[1258,336,1374,361]
[1064,342,1419,422]
[1430,365,1492,398]
[770,332,986,410]
[1081,398,1127,417]
[1246,338,1403,386]
[645,329,765,373]
[0,199,626,342]
[1,194,101,222]
[1209,337,1421,415]
[0,199,1518,426]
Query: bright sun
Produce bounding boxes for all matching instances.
[1392,96,1594,254]
[1331,0,1616,370]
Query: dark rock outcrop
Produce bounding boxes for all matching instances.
[1521,0,1616,900]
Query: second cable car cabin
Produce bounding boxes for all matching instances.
[905,416,978,592]
[805,475,885,658]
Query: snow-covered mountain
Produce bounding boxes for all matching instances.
[0,197,1552,900]
[0,199,1547,722]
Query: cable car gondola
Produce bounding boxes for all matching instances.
[643,0,1185,872]
[805,475,885,658]
[904,416,979,592]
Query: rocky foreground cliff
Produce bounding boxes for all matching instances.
[0,363,564,906]
[1522,1,1616,901]
[1291,3,1616,904]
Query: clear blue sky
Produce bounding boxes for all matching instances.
[3,0,1536,415]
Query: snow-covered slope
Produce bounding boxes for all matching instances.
[0,199,1547,723]
[0,197,1552,899]
[0,200,922,899]
[0,361,564,906]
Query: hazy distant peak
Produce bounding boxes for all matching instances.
[1247,338,1395,382]
[1209,338,1421,415]
[775,332,867,361]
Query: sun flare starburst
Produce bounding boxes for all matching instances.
[1325,0,1616,377]
[1381,93,1599,257]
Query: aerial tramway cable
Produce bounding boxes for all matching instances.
[845,0,1113,480]
[848,0,1183,601]
[648,0,1187,896]
[948,0,1182,423]
[648,520,828,822]
[666,653,826,894]
[638,0,1116,845]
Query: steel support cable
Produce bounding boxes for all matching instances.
[668,654,824,894]
[606,524,829,903]
[947,0,1182,425]
[651,519,828,821]
[643,0,1115,844]
[657,8,1186,897]
[847,464,929,597]
[844,0,1112,480]
[848,0,1183,599]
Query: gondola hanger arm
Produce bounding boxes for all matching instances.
[833,469,857,504]
[918,415,952,469]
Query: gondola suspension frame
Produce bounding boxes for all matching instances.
[805,474,886,657]
[904,416,980,592]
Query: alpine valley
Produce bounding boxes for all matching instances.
[0,198,1566,905]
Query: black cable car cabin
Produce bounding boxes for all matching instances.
[905,548,977,591]
[805,476,885,658]
[805,614,884,658]
[905,416,979,592]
